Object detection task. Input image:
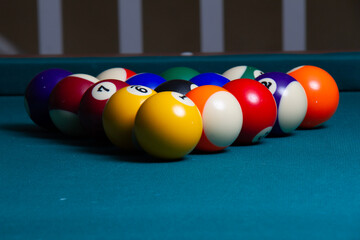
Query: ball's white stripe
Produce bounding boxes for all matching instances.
[278,81,307,133]
[222,66,247,80]
[97,68,127,81]
[203,91,242,147]
[70,74,99,83]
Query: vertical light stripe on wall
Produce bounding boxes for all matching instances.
[37,0,63,54]
[200,0,224,53]
[118,0,143,54]
[282,0,306,51]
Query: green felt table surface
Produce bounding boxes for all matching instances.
[1,92,360,239]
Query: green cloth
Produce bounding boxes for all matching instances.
[1,92,360,239]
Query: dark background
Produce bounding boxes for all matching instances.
[0,0,359,55]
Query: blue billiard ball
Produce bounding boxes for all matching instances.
[25,68,72,130]
[190,73,230,87]
[125,73,166,89]
[255,72,308,135]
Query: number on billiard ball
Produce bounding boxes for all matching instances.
[78,79,129,138]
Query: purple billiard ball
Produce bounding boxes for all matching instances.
[25,68,72,130]
[255,72,307,135]
[190,73,230,87]
[125,73,166,89]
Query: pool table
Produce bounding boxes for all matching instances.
[1,52,360,239]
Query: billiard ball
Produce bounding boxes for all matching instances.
[255,72,307,135]
[96,67,136,81]
[160,66,200,81]
[287,65,339,128]
[155,79,198,95]
[222,65,264,80]
[48,74,98,136]
[190,73,230,87]
[24,68,72,129]
[223,79,277,144]
[186,85,243,152]
[126,73,166,89]
[134,92,202,159]
[102,85,156,150]
[78,79,129,138]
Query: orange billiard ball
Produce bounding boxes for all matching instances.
[287,65,339,128]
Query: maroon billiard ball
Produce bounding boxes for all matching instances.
[78,79,129,138]
[223,78,277,144]
[49,74,98,136]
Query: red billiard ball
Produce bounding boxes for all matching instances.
[49,74,98,136]
[78,79,129,138]
[223,79,277,145]
[186,85,243,152]
[287,65,339,128]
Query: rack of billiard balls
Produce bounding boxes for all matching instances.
[24,65,339,160]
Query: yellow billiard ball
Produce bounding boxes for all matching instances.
[102,85,156,150]
[135,91,203,159]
